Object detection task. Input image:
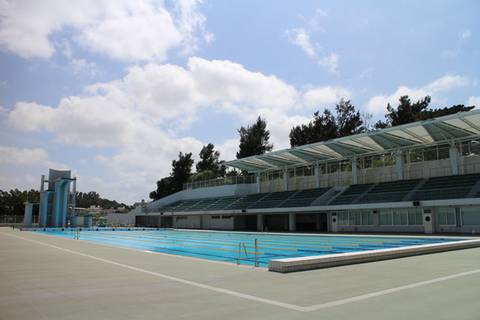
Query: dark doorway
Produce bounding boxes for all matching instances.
[295,213,328,232]
[296,214,317,231]
[264,214,288,231]
[233,215,257,231]
[135,215,160,227]
[161,216,173,228]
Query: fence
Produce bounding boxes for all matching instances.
[183,175,256,190]
[0,215,26,225]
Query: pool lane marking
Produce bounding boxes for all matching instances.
[5,231,480,313]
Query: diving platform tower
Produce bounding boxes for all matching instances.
[28,169,77,228]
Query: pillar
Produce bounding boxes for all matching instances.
[52,180,70,227]
[449,144,459,175]
[255,173,261,193]
[39,191,52,227]
[351,156,358,184]
[314,163,320,188]
[288,213,296,232]
[257,214,264,231]
[395,150,404,180]
[283,169,289,191]
[23,202,33,227]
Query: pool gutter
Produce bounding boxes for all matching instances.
[268,239,480,273]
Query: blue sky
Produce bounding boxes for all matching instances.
[0,0,479,203]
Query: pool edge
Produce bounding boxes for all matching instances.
[268,239,480,273]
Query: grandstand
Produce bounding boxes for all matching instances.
[109,110,480,234]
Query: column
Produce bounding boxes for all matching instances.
[395,150,404,180]
[288,213,296,232]
[283,169,289,191]
[23,202,33,227]
[314,162,320,188]
[257,214,264,231]
[39,191,51,227]
[255,173,261,193]
[449,144,459,175]
[351,156,358,184]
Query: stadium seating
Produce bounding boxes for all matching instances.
[409,173,480,201]
[282,188,331,207]
[329,183,374,205]
[358,179,422,203]
[156,173,480,213]
[226,193,269,210]
[248,190,297,209]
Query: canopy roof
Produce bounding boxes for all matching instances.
[226,110,480,172]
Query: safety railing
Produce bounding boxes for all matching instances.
[236,239,259,267]
[183,175,256,190]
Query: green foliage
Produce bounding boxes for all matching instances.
[75,191,127,209]
[171,152,194,191]
[237,116,273,159]
[290,99,366,147]
[0,189,126,216]
[375,95,475,128]
[0,189,39,216]
[196,143,226,177]
[150,152,194,200]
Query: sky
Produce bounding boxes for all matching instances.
[0,0,479,204]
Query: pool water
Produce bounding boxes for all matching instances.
[35,229,464,267]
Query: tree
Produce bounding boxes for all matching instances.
[375,95,474,129]
[149,152,194,200]
[237,116,273,159]
[171,152,194,192]
[336,99,365,136]
[149,177,173,200]
[289,99,366,147]
[195,143,226,177]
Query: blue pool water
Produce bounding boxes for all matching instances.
[34,229,465,267]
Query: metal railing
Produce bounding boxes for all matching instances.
[183,175,256,190]
[236,239,259,267]
[0,215,25,225]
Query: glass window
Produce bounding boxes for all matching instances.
[471,142,480,155]
[438,145,450,159]
[338,212,349,225]
[424,147,437,161]
[350,212,361,225]
[437,207,456,226]
[379,211,392,225]
[408,208,423,225]
[462,207,480,225]
[393,211,408,225]
[372,155,384,168]
[461,141,470,156]
[361,211,373,225]
[409,149,424,163]
[364,156,372,168]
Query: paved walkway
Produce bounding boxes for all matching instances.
[1,228,479,320]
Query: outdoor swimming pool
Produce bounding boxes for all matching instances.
[33,228,466,268]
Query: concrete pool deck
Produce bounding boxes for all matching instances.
[1,228,480,320]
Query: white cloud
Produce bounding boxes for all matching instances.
[0,146,49,166]
[318,53,339,74]
[366,75,470,115]
[460,29,471,40]
[0,0,209,61]
[286,28,316,57]
[467,96,480,107]
[285,10,339,74]
[302,86,351,108]
[7,57,350,202]
[67,59,98,77]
